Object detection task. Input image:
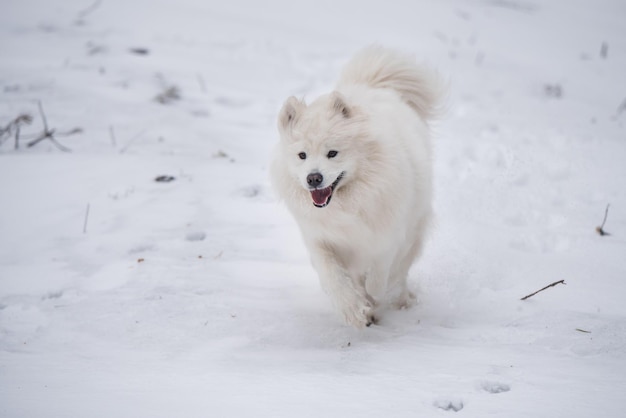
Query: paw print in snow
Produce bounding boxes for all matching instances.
[434,398,464,412]
[480,380,511,394]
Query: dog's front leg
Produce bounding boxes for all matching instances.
[311,244,375,328]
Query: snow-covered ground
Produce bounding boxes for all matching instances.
[1,0,625,416]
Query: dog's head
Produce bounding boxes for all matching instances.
[275,92,368,209]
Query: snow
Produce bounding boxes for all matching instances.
[1,0,625,416]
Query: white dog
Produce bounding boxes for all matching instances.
[270,46,442,328]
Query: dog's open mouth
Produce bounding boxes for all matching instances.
[311,172,345,208]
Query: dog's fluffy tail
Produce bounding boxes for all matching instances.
[337,45,443,121]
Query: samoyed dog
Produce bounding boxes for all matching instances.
[270,46,442,328]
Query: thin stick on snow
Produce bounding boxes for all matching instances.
[614,98,626,120]
[0,113,32,150]
[520,280,566,301]
[77,0,103,19]
[596,204,611,236]
[119,129,146,154]
[83,203,90,234]
[25,101,80,152]
[109,125,117,147]
[38,100,49,131]
[14,122,21,149]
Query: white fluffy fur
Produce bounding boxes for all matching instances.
[270,46,442,328]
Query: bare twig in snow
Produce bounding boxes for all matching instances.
[615,98,626,119]
[575,328,591,334]
[108,125,116,147]
[39,100,49,130]
[77,0,103,20]
[0,113,33,149]
[83,203,90,234]
[595,204,611,236]
[25,101,82,152]
[520,279,566,301]
[119,129,146,154]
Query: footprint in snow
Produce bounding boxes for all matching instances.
[185,231,206,242]
[434,398,464,412]
[41,290,64,300]
[480,381,511,394]
[241,185,261,198]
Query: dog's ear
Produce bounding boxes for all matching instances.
[278,96,304,134]
[330,91,351,118]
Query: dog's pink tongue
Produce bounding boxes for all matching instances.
[311,187,332,206]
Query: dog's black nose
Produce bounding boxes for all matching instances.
[307,172,324,188]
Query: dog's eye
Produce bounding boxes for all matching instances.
[298,152,307,160]
[327,150,338,159]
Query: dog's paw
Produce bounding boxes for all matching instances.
[393,289,417,310]
[341,298,376,329]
